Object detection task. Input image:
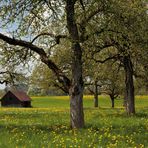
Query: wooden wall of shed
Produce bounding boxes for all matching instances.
[21,101,31,107]
[1,92,21,107]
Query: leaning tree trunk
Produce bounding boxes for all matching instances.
[94,81,99,107]
[66,0,84,128]
[123,55,135,115]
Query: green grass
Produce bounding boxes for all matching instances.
[0,95,147,148]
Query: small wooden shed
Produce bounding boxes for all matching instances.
[0,90,31,107]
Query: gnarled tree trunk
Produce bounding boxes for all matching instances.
[69,42,84,128]
[66,0,84,128]
[123,55,135,115]
[69,79,84,128]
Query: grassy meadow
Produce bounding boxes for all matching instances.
[0,95,147,148]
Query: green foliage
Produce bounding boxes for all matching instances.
[0,95,147,147]
[0,0,147,95]
[28,62,68,96]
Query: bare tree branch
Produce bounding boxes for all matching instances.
[87,87,94,95]
[80,7,104,27]
[0,80,9,84]
[79,0,85,11]
[31,33,67,44]
[52,82,69,94]
[92,54,120,63]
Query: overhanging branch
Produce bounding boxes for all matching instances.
[0,32,71,91]
[0,80,9,84]
[53,82,69,94]
[0,33,46,56]
[31,33,68,44]
[92,54,120,63]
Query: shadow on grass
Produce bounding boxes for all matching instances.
[84,107,148,118]
[90,112,148,119]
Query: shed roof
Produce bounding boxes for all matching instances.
[3,90,31,101]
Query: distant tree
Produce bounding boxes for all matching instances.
[83,58,101,108]
[29,62,67,96]
[84,0,148,114]
[99,62,124,108]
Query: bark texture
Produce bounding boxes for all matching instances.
[123,55,135,115]
[94,81,99,107]
[66,0,84,128]
[109,94,115,108]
